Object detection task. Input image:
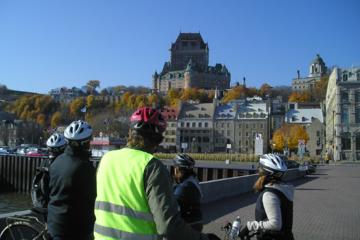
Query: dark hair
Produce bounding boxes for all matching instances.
[127,129,163,151]
[175,166,197,182]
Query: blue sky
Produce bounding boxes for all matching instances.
[0,0,359,94]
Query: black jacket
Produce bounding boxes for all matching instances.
[173,175,203,231]
[47,146,96,239]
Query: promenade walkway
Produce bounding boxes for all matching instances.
[203,164,360,240]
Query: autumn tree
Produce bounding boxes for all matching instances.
[222,86,247,103]
[51,111,62,128]
[8,95,59,126]
[313,76,329,102]
[37,114,46,126]
[288,91,311,103]
[272,124,309,151]
[259,83,272,97]
[147,94,159,108]
[69,97,85,118]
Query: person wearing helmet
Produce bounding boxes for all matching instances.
[238,154,294,240]
[94,107,220,240]
[47,120,96,240]
[30,133,67,217]
[173,154,203,232]
[46,133,67,163]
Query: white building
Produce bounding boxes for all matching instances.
[326,67,360,161]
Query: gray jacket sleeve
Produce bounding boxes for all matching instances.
[247,191,282,231]
[144,158,208,240]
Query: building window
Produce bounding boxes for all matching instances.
[221,123,224,128]
[238,124,241,128]
[260,124,264,129]
[227,123,230,128]
[341,105,349,125]
[246,140,248,146]
[198,122,202,127]
[239,140,241,145]
[227,130,230,136]
[186,122,190,127]
[203,137,209,142]
[356,107,360,123]
[204,122,208,127]
[341,92,349,103]
[181,122,184,127]
[316,131,320,137]
[343,74,348,81]
[246,132,249,137]
[355,91,360,103]
[246,124,248,128]
[341,133,351,150]
[192,122,196,127]
[356,133,360,150]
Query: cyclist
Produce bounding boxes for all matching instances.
[47,132,67,164]
[94,107,220,240]
[238,154,294,240]
[31,133,67,219]
[173,154,203,232]
[47,120,96,240]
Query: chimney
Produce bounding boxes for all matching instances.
[297,70,300,79]
[243,77,246,87]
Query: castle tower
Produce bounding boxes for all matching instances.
[309,54,327,78]
[152,71,159,91]
[184,59,194,89]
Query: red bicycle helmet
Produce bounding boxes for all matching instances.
[130,107,167,134]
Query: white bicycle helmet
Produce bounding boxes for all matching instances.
[46,133,67,148]
[259,154,287,178]
[64,120,93,142]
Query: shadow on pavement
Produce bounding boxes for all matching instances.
[202,175,319,223]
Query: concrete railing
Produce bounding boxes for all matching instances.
[0,168,305,229]
[200,169,305,203]
[0,155,256,193]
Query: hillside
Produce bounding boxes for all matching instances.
[0,88,41,102]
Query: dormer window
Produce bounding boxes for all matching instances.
[292,116,296,122]
[343,73,348,81]
[302,117,306,122]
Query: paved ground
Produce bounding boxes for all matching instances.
[203,164,360,240]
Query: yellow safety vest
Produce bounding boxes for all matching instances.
[94,148,158,240]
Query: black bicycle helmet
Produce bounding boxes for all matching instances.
[173,154,195,169]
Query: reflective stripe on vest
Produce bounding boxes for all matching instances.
[95,201,154,222]
[94,148,157,239]
[94,224,158,240]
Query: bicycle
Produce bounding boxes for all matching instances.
[0,209,49,240]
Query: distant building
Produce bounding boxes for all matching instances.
[49,87,83,102]
[285,102,325,157]
[176,102,215,153]
[159,107,179,152]
[233,99,270,154]
[213,102,236,152]
[326,67,360,161]
[269,97,286,137]
[153,33,231,93]
[0,112,42,147]
[292,54,328,92]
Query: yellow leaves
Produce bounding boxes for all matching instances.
[51,111,62,129]
[69,97,85,118]
[36,114,46,126]
[222,86,246,103]
[272,124,309,151]
[288,91,311,103]
[8,95,59,126]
